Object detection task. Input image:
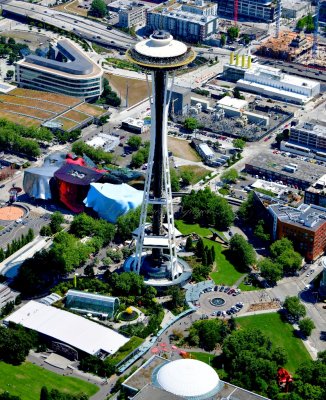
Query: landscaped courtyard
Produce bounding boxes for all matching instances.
[0,361,98,400]
[175,221,244,286]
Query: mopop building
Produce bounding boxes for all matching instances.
[124,31,195,287]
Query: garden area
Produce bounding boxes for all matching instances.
[175,220,244,286]
[168,136,201,162]
[0,361,98,400]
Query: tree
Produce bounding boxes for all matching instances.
[189,319,228,351]
[170,168,180,191]
[227,26,239,41]
[299,318,315,337]
[277,249,302,273]
[115,207,141,242]
[283,296,306,320]
[233,138,246,149]
[0,248,4,262]
[167,286,185,309]
[127,135,142,150]
[40,386,49,400]
[49,211,64,234]
[40,225,52,236]
[195,237,204,258]
[233,88,244,100]
[270,238,293,258]
[221,168,238,183]
[90,0,107,18]
[259,258,282,283]
[254,220,270,242]
[183,117,198,132]
[84,264,95,277]
[130,151,145,168]
[185,236,193,251]
[6,70,14,79]
[220,33,226,47]
[222,328,286,396]
[181,188,234,230]
[229,234,256,269]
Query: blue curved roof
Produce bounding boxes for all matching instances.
[24,40,93,75]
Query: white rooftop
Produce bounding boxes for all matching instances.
[156,359,220,397]
[4,300,129,355]
[0,82,16,94]
[134,33,187,58]
[217,96,248,110]
[199,143,215,157]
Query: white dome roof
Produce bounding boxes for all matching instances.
[156,359,220,398]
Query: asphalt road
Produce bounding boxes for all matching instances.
[0,0,137,49]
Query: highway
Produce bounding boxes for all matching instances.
[0,0,137,49]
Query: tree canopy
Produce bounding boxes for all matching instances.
[90,0,107,18]
[127,135,142,149]
[115,207,141,242]
[180,188,234,230]
[188,319,229,351]
[222,328,287,396]
[233,138,246,149]
[221,168,239,183]
[283,296,306,321]
[270,238,302,273]
[298,318,315,338]
[258,258,282,284]
[229,233,256,269]
[227,26,239,41]
[183,117,199,132]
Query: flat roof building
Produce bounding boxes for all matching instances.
[304,174,326,208]
[16,39,103,100]
[289,122,326,151]
[245,151,326,189]
[268,203,326,261]
[146,1,219,43]
[4,300,129,359]
[236,64,320,104]
[118,2,146,28]
[282,0,310,20]
[218,0,275,22]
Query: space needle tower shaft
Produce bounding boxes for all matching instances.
[126,31,195,279]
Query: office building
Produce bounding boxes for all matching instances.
[169,85,192,116]
[217,0,275,22]
[245,152,326,189]
[268,203,326,261]
[282,0,310,20]
[118,2,146,28]
[16,39,103,100]
[236,65,320,104]
[146,1,219,43]
[304,174,326,208]
[289,122,326,151]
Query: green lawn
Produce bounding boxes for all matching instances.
[235,313,311,373]
[175,220,243,286]
[0,361,98,400]
[189,352,227,379]
[238,281,260,292]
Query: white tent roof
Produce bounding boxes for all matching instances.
[156,359,220,397]
[4,301,128,355]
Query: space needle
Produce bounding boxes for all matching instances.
[124,31,195,287]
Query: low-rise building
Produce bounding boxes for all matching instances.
[236,64,320,104]
[121,117,146,134]
[66,290,120,319]
[282,0,310,20]
[245,152,326,189]
[192,139,215,160]
[289,122,326,151]
[118,2,146,28]
[304,174,326,207]
[16,39,103,100]
[268,203,326,261]
[169,85,191,116]
[86,133,120,152]
[146,0,219,43]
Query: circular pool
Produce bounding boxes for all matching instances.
[210,297,226,307]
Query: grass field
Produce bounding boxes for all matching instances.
[105,73,149,107]
[12,89,81,107]
[175,221,243,286]
[0,361,98,400]
[63,110,90,122]
[168,137,201,162]
[0,110,40,127]
[0,103,54,120]
[0,95,66,113]
[189,352,227,379]
[178,165,211,184]
[53,117,79,131]
[54,0,88,17]
[236,313,311,373]
[76,103,106,117]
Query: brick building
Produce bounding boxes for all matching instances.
[268,203,326,261]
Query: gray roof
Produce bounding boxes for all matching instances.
[246,152,326,186]
[269,203,326,231]
[25,40,93,75]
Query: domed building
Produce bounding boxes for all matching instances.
[122,355,270,400]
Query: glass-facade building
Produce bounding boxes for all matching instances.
[66,290,120,319]
[16,39,103,100]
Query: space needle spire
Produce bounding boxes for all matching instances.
[125,31,195,285]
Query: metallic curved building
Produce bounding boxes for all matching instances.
[16,39,103,100]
